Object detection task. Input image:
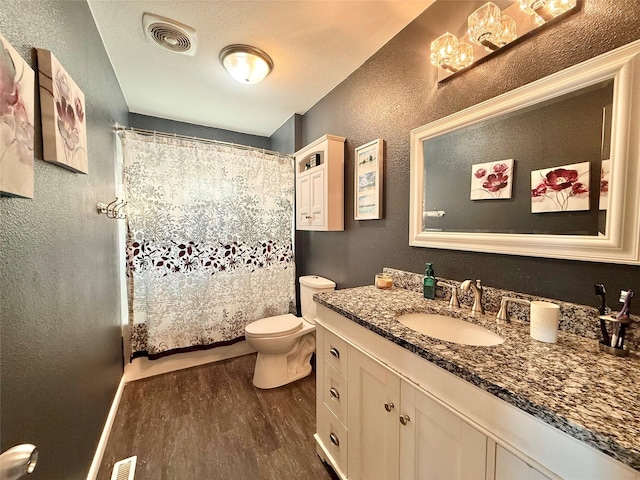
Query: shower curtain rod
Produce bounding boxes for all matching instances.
[114,123,292,158]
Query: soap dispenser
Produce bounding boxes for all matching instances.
[423,263,436,299]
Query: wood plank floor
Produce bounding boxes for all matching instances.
[97,353,339,480]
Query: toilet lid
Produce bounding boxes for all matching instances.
[245,314,303,338]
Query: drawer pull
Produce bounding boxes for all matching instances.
[399,414,411,426]
[329,433,340,447]
[329,387,340,400]
[329,347,340,358]
[384,402,395,412]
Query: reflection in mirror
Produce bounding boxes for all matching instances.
[422,80,613,236]
[409,40,640,265]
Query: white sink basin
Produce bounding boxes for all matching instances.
[397,313,504,346]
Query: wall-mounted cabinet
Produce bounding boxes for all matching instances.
[295,134,346,231]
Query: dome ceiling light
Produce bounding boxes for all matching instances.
[219,44,274,85]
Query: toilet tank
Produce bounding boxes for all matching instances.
[299,275,336,323]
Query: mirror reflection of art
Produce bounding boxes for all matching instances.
[599,159,610,210]
[354,138,383,220]
[37,48,88,173]
[531,161,590,213]
[0,32,35,198]
[470,159,514,200]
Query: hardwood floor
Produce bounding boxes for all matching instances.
[97,353,338,480]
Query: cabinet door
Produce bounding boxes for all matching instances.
[309,168,325,227]
[348,347,400,480]
[400,380,488,480]
[495,445,552,480]
[297,173,311,227]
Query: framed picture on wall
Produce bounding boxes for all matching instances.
[37,48,88,174]
[1,32,35,198]
[354,138,384,220]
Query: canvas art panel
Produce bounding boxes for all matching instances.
[531,161,590,213]
[470,159,514,200]
[599,159,610,210]
[1,32,35,198]
[37,48,88,174]
[354,138,383,220]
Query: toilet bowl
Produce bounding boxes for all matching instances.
[245,275,336,389]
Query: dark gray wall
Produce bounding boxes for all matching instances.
[130,113,270,149]
[0,1,128,479]
[269,113,303,154]
[298,0,640,306]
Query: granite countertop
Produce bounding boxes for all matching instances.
[314,285,640,471]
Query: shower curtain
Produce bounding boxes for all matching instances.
[120,130,295,359]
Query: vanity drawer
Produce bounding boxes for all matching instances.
[324,331,348,375]
[319,405,348,474]
[323,362,348,426]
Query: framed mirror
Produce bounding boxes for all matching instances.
[409,40,640,265]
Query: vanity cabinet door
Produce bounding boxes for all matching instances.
[347,346,401,480]
[400,380,488,480]
[494,445,553,480]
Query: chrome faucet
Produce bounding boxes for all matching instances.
[496,296,531,322]
[460,279,484,315]
[437,281,460,308]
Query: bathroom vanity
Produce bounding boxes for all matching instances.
[313,284,640,480]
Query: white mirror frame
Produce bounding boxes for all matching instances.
[410,40,640,265]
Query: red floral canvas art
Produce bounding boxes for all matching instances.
[470,159,514,200]
[37,48,88,174]
[531,161,590,213]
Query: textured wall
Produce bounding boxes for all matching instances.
[269,113,303,154]
[130,113,270,149]
[299,0,640,306]
[0,1,128,479]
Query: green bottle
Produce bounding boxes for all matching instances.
[423,263,435,300]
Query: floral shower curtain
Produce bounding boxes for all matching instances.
[120,131,295,359]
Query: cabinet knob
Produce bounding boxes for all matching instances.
[329,347,340,358]
[384,402,395,412]
[329,433,340,447]
[399,414,411,425]
[329,387,340,400]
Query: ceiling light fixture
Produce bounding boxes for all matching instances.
[219,45,274,85]
[430,0,578,82]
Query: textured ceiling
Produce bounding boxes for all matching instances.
[87,1,434,137]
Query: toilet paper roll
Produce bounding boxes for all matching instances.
[530,301,560,343]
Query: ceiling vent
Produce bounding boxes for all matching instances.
[142,13,197,56]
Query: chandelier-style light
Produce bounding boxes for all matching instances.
[430,0,578,82]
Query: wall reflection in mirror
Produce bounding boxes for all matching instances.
[422,80,613,236]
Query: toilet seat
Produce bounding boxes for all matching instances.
[245,314,302,338]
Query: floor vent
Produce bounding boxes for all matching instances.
[111,455,137,480]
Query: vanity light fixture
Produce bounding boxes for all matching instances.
[430,0,578,82]
[520,0,577,22]
[219,44,274,84]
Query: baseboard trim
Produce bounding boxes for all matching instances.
[86,375,126,480]
[123,340,256,382]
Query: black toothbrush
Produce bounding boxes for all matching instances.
[594,284,610,345]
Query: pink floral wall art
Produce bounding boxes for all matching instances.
[1,33,35,198]
[470,159,514,200]
[531,161,590,213]
[599,159,610,210]
[37,48,87,174]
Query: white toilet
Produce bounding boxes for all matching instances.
[245,275,336,389]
